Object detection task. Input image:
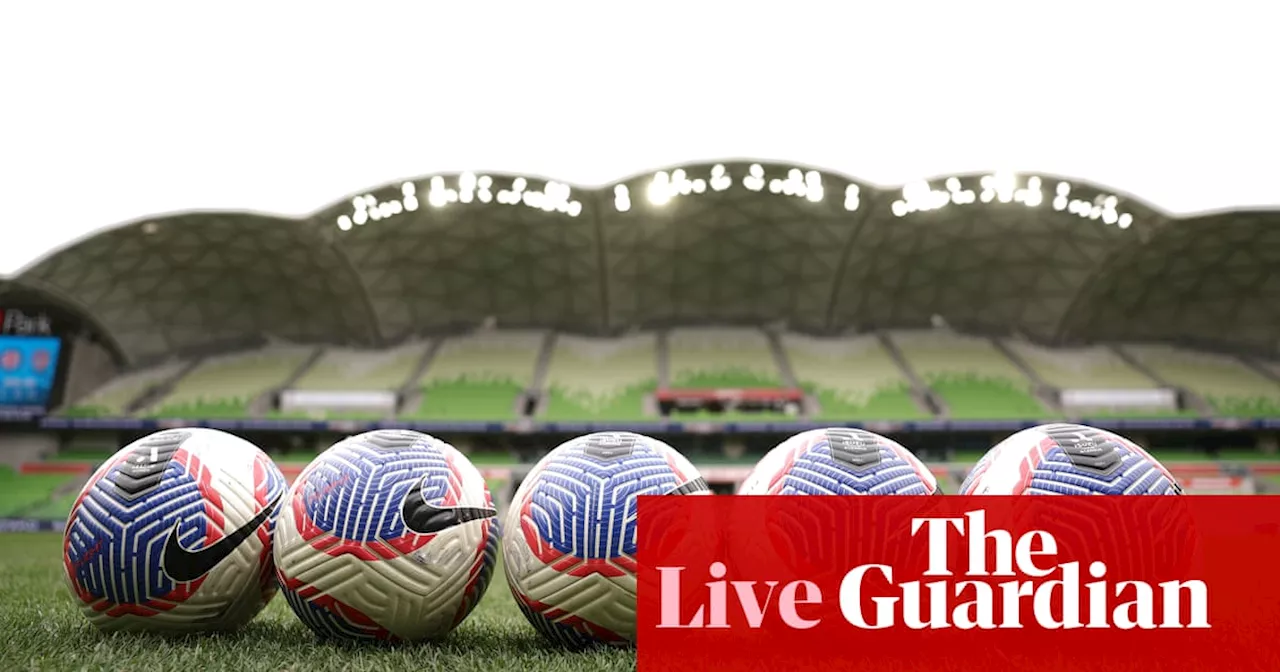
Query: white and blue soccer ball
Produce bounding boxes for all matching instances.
[959,423,1183,495]
[272,429,498,643]
[502,431,710,648]
[62,428,287,633]
[739,427,939,495]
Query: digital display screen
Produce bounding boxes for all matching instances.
[0,335,62,411]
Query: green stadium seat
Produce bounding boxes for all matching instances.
[293,342,427,391]
[891,330,1049,419]
[667,328,783,388]
[1125,345,1280,417]
[59,361,188,418]
[540,334,657,421]
[0,467,78,517]
[1006,341,1154,389]
[1006,340,1194,418]
[146,347,313,418]
[20,491,80,521]
[666,328,789,421]
[276,341,429,420]
[408,331,543,421]
[782,334,928,420]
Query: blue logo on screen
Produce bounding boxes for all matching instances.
[0,336,62,411]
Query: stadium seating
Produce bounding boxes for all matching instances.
[667,328,783,388]
[540,334,658,421]
[292,342,427,391]
[277,341,429,419]
[1005,341,1152,389]
[891,330,1049,419]
[0,466,77,517]
[407,331,543,420]
[59,361,189,417]
[146,347,314,418]
[1124,345,1280,417]
[1003,340,1192,417]
[782,333,928,420]
[666,328,789,420]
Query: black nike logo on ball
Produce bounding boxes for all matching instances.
[401,478,496,535]
[162,491,282,583]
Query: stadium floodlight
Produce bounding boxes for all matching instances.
[895,173,1045,218]
[647,171,674,206]
[746,165,826,202]
[844,184,860,211]
[893,179,952,216]
[614,184,632,212]
[710,163,731,191]
[1054,182,1134,228]
[946,177,976,205]
[333,173,581,229]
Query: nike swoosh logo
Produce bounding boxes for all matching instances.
[162,491,283,583]
[401,478,496,536]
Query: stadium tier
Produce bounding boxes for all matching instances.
[1005,340,1152,389]
[666,328,782,388]
[276,341,429,419]
[782,333,928,420]
[889,330,1049,419]
[60,360,188,418]
[146,347,314,418]
[0,466,77,518]
[48,330,1280,424]
[1124,345,1280,417]
[1002,340,1195,418]
[539,333,658,421]
[665,328,789,419]
[406,331,544,421]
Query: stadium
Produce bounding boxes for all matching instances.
[1,161,1277,668]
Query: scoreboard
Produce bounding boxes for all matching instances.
[0,307,64,414]
[0,335,62,412]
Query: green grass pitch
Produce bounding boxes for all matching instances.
[0,533,635,672]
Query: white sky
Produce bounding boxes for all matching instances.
[2,1,1277,277]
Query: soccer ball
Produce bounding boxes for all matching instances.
[503,431,710,648]
[273,429,498,642]
[959,423,1183,495]
[735,428,939,589]
[62,428,287,633]
[739,427,939,495]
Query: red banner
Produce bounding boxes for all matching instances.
[636,495,1280,672]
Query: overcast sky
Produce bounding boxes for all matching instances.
[1,0,1276,276]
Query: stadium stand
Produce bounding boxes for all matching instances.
[0,466,77,517]
[1005,341,1153,389]
[59,360,189,417]
[782,333,929,420]
[539,333,658,421]
[278,341,429,419]
[1124,345,1280,417]
[292,341,427,391]
[666,328,782,388]
[143,346,315,418]
[407,331,543,420]
[1002,340,1191,417]
[665,328,789,419]
[891,330,1050,419]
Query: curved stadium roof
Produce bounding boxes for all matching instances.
[3,161,1277,365]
